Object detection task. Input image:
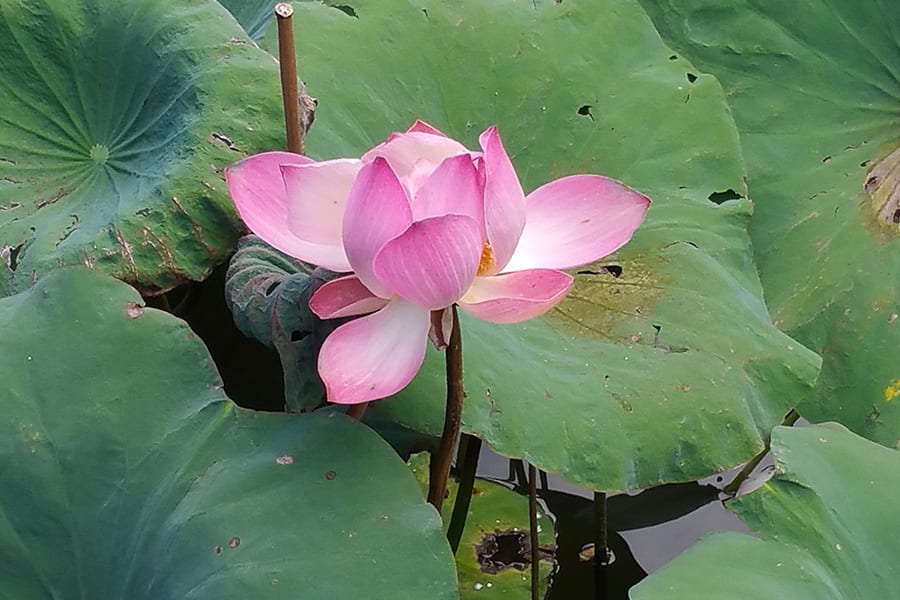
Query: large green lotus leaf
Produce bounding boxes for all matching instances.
[631,423,900,599]
[217,0,276,40]
[257,0,821,491]
[0,0,286,296]
[0,268,457,599]
[638,1,900,444]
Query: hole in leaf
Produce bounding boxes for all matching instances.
[265,281,279,296]
[577,104,594,120]
[475,529,529,574]
[893,208,900,224]
[577,264,622,277]
[7,243,23,272]
[291,330,310,342]
[822,156,832,163]
[330,4,358,17]
[651,324,689,353]
[668,55,677,61]
[210,132,240,152]
[707,189,742,204]
[865,175,880,193]
[686,73,697,83]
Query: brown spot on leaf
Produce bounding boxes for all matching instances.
[862,143,900,236]
[325,470,336,480]
[228,536,240,549]
[125,301,144,319]
[214,545,223,555]
[275,455,294,465]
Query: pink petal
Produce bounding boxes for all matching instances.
[281,159,361,245]
[363,131,469,180]
[405,120,450,137]
[382,121,449,144]
[342,158,413,297]
[412,154,485,234]
[225,152,351,271]
[428,308,454,350]
[318,300,430,404]
[309,275,389,319]
[503,175,650,272]
[479,126,526,274]
[373,215,483,310]
[459,269,573,324]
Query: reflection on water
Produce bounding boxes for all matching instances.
[474,448,756,599]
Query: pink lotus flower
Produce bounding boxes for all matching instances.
[226,122,649,405]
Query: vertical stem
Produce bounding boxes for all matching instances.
[446,433,481,554]
[724,408,801,496]
[346,403,367,421]
[428,305,463,511]
[593,491,608,600]
[275,3,303,154]
[529,462,540,600]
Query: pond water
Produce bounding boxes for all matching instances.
[475,449,768,599]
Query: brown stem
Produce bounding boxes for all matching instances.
[428,305,463,511]
[275,3,303,154]
[724,408,801,496]
[594,491,608,600]
[346,403,368,421]
[529,462,540,600]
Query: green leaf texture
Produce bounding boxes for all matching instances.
[0,268,457,599]
[259,0,821,491]
[632,424,900,599]
[0,0,286,295]
[639,0,900,445]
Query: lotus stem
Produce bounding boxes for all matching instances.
[275,3,304,154]
[594,491,608,600]
[446,433,481,553]
[529,462,540,600]
[346,403,368,421]
[724,408,800,496]
[427,305,463,511]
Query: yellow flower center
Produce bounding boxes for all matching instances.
[477,242,495,276]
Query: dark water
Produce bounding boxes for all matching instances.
[475,449,761,599]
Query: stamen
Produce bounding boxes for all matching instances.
[477,242,495,276]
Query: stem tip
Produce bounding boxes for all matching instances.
[275,2,293,18]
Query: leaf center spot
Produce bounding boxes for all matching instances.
[89,144,110,165]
